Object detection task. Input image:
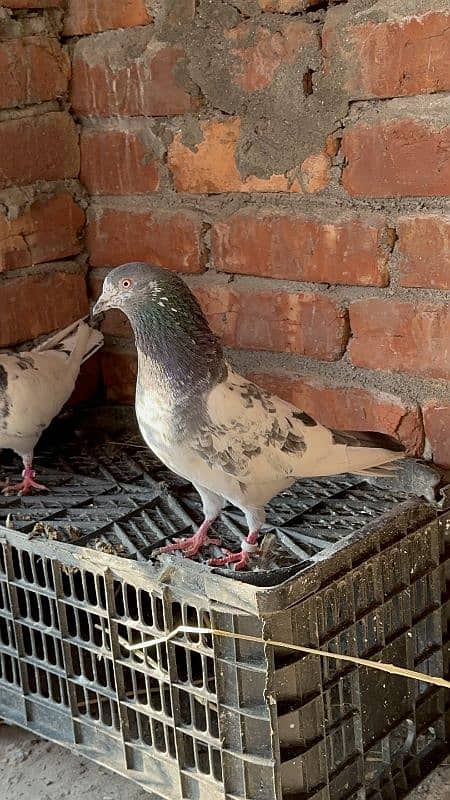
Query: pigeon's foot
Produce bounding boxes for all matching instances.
[2,467,48,497]
[160,519,220,559]
[208,533,259,571]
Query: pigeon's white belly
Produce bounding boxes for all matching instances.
[0,431,38,458]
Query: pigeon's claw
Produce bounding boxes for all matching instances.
[160,520,220,559]
[208,534,259,571]
[2,467,48,496]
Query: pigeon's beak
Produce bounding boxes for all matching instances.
[92,292,112,317]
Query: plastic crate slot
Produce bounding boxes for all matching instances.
[0,545,6,576]
[21,625,63,668]
[317,582,355,644]
[65,605,104,647]
[381,549,410,599]
[326,718,359,773]
[117,625,169,674]
[414,650,443,697]
[321,630,357,687]
[323,676,358,727]
[411,573,440,622]
[125,584,139,621]
[139,589,154,626]
[16,587,58,629]
[70,644,116,693]
[75,683,99,720]
[413,612,441,660]
[120,663,172,715]
[382,592,411,645]
[61,568,106,609]
[196,740,211,774]
[74,683,120,729]
[174,644,214,690]
[113,581,165,631]
[25,662,67,705]
[0,615,14,648]
[126,706,153,745]
[0,651,20,685]
[152,717,168,753]
[0,580,10,612]
[356,614,384,658]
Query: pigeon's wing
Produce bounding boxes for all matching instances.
[0,350,84,448]
[191,369,404,487]
[0,321,103,454]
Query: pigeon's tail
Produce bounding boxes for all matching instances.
[330,429,405,477]
[79,326,104,365]
[33,318,103,365]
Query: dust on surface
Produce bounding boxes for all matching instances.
[0,724,145,800]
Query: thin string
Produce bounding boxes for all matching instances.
[124,625,450,690]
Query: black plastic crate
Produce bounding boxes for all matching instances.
[0,415,448,800]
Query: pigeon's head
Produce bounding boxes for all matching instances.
[92,262,190,317]
[93,262,225,382]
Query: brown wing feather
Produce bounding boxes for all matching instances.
[330,429,404,452]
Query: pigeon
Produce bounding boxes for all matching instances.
[0,318,103,495]
[93,263,404,570]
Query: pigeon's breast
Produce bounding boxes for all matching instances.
[135,354,180,452]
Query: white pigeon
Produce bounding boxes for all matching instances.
[93,263,404,570]
[0,318,103,495]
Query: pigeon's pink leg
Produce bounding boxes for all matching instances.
[208,531,259,571]
[2,457,48,496]
[160,519,220,559]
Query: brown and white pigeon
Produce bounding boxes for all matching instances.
[0,318,103,495]
[94,263,404,570]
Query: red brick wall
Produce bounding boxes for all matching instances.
[1,0,449,467]
[0,1,88,342]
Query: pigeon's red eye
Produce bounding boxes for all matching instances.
[122,279,132,289]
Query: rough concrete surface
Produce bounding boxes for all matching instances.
[0,724,448,800]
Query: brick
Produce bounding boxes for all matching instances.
[195,285,348,360]
[68,356,102,407]
[342,115,450,197]
[0,113,79,189]
[0,194,84,271]
[87,208,204,272]
[0,37,69,110]
[71,28,197,117]
[0,269,88,347]
[397,215,450,289]
[212,211,391,286]
[80,128,160,194]
[349,299,450,380]
[1,1,62,6]
[168,117,330,194]
[63,0,152,35]
[300,152,330,194]
[423,402,450,468]
[324,8,450,99]
[248,372,424,455]
[226,19,318,91]
[101,349,137,404]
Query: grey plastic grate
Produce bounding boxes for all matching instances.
[0,420,418,578]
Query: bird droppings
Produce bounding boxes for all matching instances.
[93,538,126,555]
[30,521,82,542]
